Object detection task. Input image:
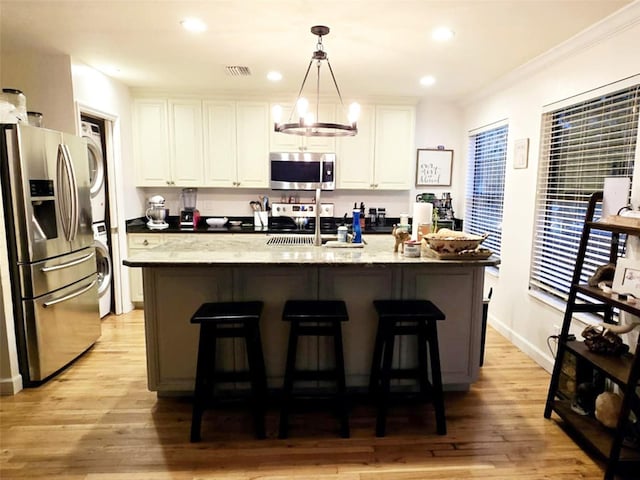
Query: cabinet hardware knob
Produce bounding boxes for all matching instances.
[143,240,149,246]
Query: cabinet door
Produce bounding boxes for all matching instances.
[127,234,164,303]
[374,105,415,190]
[169,100,204,186]
[133,99,171,186]
[336,104,375,189]
[303,103,337,152]
[270,103,301,152]
[203,101,237,187]
[236,102,269,188]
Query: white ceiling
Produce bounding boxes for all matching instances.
[0,0,633,102]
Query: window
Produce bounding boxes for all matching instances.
[530,83,639,300]
[465,123,509,259]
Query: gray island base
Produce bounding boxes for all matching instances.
[123,234,499,396]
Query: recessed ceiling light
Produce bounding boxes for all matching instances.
[432,26,455,42]
[267,71,282,82]
[420,75,436,87]
[180,18,207,33]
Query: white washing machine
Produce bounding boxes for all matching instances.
[92,221,112,318]
[81,121,106,223]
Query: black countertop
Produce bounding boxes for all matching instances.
[126,216,397,235]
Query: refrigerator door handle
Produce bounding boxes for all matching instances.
[56,144,72,241]
[43,279,97,308]
[60,143,79,241]
[40,251,96,273]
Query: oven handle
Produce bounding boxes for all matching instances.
[40,251,96,273]
[43,279,97,308]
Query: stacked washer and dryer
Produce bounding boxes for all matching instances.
[82,120,112,318]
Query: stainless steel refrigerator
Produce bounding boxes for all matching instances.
[1,123,100,385]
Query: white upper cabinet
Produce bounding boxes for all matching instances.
[133,99,171,186]
[337,104,415,190]
[134,98,203,187]
[168,99,204,186]
[203,101,237,187]
[269,103,337,153]
[336,104,376,189]
[373,105,415,190]
[235,102,269,188]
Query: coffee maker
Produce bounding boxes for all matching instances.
[179,188,200,228]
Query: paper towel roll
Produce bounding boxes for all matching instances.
[411,202,433,240]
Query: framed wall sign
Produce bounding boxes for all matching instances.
[416,148,453,186]
[514,138,529,169]
[612,258,640,297]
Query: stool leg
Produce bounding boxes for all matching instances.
[376,320,395,437]
[245,321,267,440]
[279,321,300,439]
[417,320,431,402]
[426,319,446,435]
[191,325,216,442]
[369,319,385,396]
[332,321,350,438]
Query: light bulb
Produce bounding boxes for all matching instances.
[348,102,361,124]
[272,104,283,124]
[304,112,315,126]
[296,97,309,119]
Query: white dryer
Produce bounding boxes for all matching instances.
[81,121,106,223]
[92,221,112,318]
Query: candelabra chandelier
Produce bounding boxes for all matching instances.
[273,25,359,137]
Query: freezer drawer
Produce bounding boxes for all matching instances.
[21,274,100,381]
[19,247,97,299]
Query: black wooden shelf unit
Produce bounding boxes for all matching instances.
[544,192,640,480]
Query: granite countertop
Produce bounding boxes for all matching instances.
[123,234,500,267]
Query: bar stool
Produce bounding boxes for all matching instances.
[279,300,350,439]
[370,299,446,437]
[190,301,267,442]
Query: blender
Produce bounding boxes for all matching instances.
[179,188,200,228]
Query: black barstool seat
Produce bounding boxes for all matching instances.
[370,299,447,437]
[190,301,267,441]
[279,300,350,439]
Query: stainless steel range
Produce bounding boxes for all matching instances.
[270,203,336,233]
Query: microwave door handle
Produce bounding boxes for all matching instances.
[60,144,79,241]
[40,251,96,273]
[56,144,71,241]
[42,279,97,308]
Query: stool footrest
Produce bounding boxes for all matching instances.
[290,369,341,382]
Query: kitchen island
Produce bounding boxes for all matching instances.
[123,234,499,395]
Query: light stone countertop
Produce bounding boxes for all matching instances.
[123,234,500,267]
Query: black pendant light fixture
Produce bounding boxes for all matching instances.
[273,25,359,137]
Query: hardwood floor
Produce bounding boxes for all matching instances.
[0,310,609,479]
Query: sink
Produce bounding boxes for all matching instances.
[266,235,315,246]
[266,235,337,246]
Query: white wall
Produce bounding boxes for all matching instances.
[461,3,640,371]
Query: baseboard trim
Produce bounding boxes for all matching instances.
[0,374,23,395]
[488,315,555,374]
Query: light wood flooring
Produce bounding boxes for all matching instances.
[1,309,610,479]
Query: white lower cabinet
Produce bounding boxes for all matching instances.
[127,233,165,303]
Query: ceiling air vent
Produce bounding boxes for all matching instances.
[225,66,251,77]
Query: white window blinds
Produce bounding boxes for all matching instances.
[530,83,639,300]
[465,124,508,258]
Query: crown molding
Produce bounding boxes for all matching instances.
[460,0,640,107]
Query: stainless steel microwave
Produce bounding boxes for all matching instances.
[269,152,335,190]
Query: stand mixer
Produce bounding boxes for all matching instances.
[146,195,169,230]
[180,188,200,229]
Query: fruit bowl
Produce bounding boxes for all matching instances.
[423,229,488,254]
[206,217,228,227]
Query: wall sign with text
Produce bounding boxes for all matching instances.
[416,148,453,186]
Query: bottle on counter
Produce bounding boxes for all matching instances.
[360,202,366,229]
[352,209,362,244]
